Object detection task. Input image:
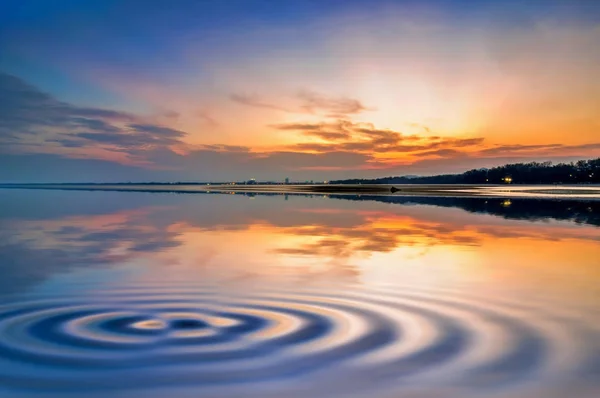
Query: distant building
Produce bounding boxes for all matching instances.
[285,177,289,184]
[247,178,257,185]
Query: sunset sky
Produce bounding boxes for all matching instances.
[1,0,599,182]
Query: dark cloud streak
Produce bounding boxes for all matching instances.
[0,71,188,161]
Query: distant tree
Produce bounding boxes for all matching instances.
[331,158,600,185]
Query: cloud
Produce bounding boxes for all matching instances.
[418,148,466,157]
[196,144,250,152]
[69,108,135,121]
[231,90,370,118]
[477,144,564,156]
[306,131,351,141]
[448,138,486,147]
[69,117,122,133]
[296,90,369,117]
[571,143,600,150]
[0,72,188,164]
[73,126,184,149]
[195,109,219,127]
[128,124,185,138]
[271,121,353,141]
[229,93,291,112]
[48,138,88,148]
[250,150,372,170]
[269,123,325,131]
[0,72,133,135]
[476,143,600,157]
[273,119,485,156]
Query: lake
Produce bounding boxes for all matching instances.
[0,188,598,398]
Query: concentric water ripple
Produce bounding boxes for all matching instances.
[0,285,598,396]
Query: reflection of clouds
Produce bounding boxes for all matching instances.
[271,215,481,261]
[0,209,183,296]
[270,208,600,262]
[2,190,599,296]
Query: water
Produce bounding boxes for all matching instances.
[0,189,598,398]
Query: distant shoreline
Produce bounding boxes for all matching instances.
[1,183,600,200]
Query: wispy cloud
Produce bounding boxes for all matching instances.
[230,90,371,118]
[296,90,369,118]
[229,93,291,112]
[476,143,600,157]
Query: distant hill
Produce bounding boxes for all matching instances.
[331,158,600,185]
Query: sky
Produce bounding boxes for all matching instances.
[1,0,599,182]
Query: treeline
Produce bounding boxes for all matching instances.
[331,158,600,185]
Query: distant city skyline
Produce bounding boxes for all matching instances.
[1,0,599,182]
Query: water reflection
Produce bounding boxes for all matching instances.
[327,194,600,227]
[0,189,598,397]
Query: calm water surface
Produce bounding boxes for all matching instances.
[0,189,598,398]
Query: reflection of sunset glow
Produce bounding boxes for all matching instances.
[1,189,599,398]
[7,202,598,302]
[79,206,598,308]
